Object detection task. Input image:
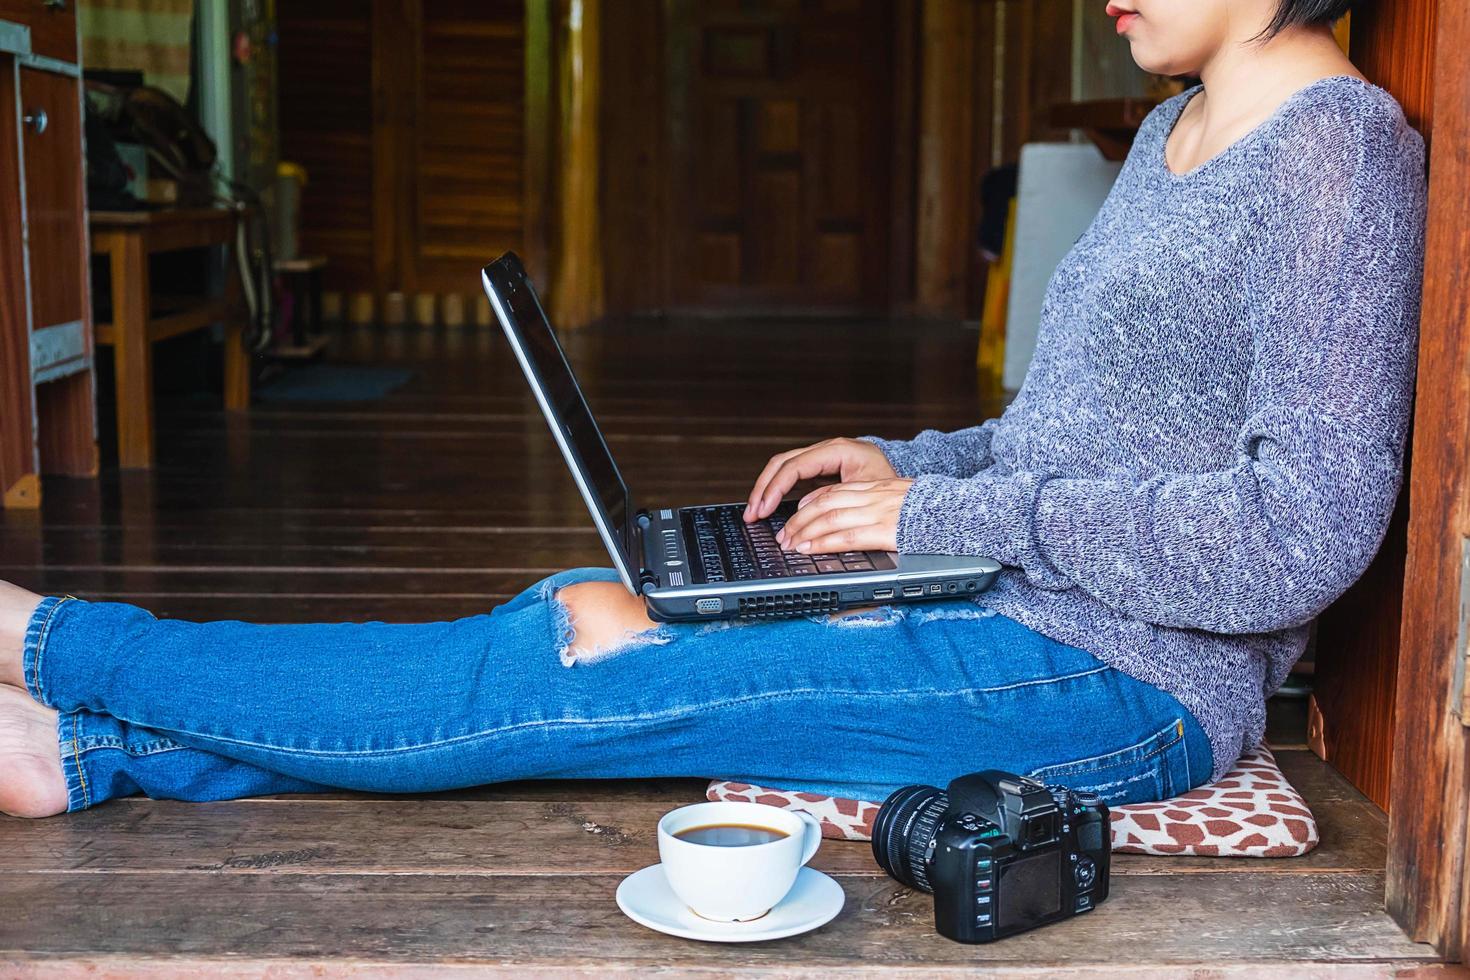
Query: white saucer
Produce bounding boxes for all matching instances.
[616,864,845,943]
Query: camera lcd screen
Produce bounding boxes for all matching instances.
[997,851,1061,930]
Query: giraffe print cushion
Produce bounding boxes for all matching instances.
[706,745,1319,857]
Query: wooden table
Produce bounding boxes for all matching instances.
[90,208,250,469]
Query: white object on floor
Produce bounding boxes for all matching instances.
[616,864,845,943]
[1003,142,1125,391]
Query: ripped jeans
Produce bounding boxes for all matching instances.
[22,567,1212,812]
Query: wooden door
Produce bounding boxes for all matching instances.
[278,0,529,309]
[664,0,893,314]
[404,0,527,294]
[277,1,375,294]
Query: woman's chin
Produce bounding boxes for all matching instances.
[1129,49,1197,78]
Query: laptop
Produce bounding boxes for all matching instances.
[481,252,1001,622]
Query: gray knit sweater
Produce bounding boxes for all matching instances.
[866,76,1426,780]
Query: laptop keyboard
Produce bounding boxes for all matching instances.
[685,502,879,583]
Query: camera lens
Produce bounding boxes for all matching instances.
[872,784,949,894]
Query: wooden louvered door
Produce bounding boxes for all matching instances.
[277,0,528,310]
[404,0,525,294]
[278,2,375,294]
[665,0,894,314]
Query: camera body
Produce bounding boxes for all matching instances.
[872,770,1110,943]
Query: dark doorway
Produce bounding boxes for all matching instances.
[604,0,901,317]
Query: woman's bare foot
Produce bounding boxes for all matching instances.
[0,685,66,818]
[0,580,43,690]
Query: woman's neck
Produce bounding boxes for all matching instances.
[1166,24,1364,174]
[1194,25,1363,127]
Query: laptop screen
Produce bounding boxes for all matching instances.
[482,256,636,588]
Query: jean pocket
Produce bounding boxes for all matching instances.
[1026,719,1192,806]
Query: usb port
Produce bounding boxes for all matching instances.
[903,585,924,598]
[872,588,895,600]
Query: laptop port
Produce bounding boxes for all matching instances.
[946,582,958,593]
[965,581,977,591]
[695,598,724,614]
[903,585,924,598]
[873,588,895,600]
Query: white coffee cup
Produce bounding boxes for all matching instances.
[657,801,822,922]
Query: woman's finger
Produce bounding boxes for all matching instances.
[745,448,805,518]
[797,479,877,511]
[795,508,893,554]
[781,490,876,547]
[753,445,848,519]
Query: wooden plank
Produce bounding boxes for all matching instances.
[0,789,1388,879]
[0,872,1436,969]
[1386,0,1470,958]
[90,300,228,345]
[34,372,98,478]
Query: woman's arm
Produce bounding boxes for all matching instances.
[894,106,1427,635]
[859,420,1001,480]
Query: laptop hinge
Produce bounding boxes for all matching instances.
[634,509,658,594]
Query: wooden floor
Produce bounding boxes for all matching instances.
[0,319,1447,976]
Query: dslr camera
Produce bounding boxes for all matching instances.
[872,770,1110,943]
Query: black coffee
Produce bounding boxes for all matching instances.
[674,823,789,847]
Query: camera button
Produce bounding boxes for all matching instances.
[976,859,992,870]
[975,913,992,926]
[976,878,992,891]
[976,894,991,906]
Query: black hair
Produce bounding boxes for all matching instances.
[1266,0,1356,37]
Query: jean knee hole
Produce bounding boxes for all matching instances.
[552,584,674,667]
[823,605,906,628]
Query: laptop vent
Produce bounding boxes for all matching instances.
[737,591,842,620]
[668,571,684,587]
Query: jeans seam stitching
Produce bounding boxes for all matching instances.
[27,595,70,706]
[71,713,91,809]
[74,743,189,760]
[1030,720,1184,778]
[133,667,1120,759]
[1180,721,1192,789]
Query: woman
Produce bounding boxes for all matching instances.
[0,0,1424,818]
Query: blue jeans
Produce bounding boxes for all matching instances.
[22,567,1213,812]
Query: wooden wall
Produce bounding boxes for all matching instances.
[1309,0,1440,814]
[1380,0,1470,957]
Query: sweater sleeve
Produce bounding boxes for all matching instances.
[859,421,1001,479]
[894,105,1426,635]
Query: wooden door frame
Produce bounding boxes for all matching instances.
[1386,0,1470,958]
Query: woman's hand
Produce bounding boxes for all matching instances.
[745,438,898,521]
[776,478,915,555]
